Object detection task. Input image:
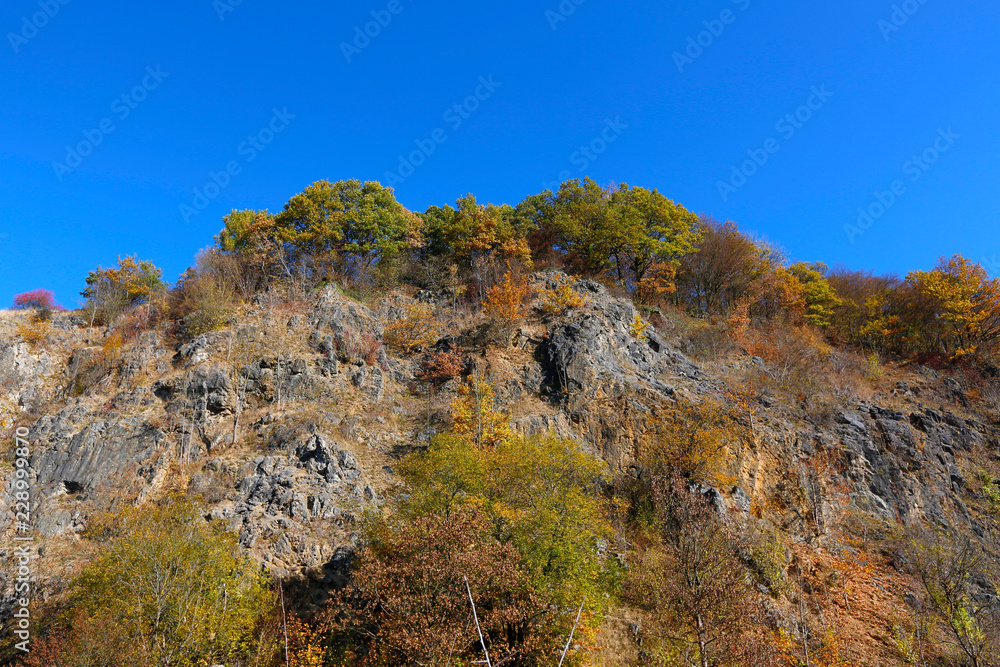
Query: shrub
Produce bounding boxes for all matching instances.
[681,320,736,360]
[745,526,789,594]
[863,351,884,382]
[539,280,584,316]
[383,303,438,353]
[170,252,240,339]
[15,319,51,349]
[419,348,464,387]
[982,474,1000,514]
[630,312,650,340]
[12,288,64,318]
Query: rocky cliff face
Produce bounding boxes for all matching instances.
[1,272,997,648]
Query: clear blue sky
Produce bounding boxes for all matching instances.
[2,0,998,308]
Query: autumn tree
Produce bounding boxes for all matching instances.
[539,280,585,316]
[827,268,905,352]
[640,400,746,488]
[66,496,271,666]
[383,303,439,354]
[626,479,764,667]
[324,509,560,667]
[402,432,614,608]
[422,195,531,270]
[905,529,1000,667]
[82,255,165,326]
[675,217,778,315]
[169,250,241,339]
[416,347,464,425]
[787,262,841,328]
[906,254,1000,359]
[483,271,532,346]
[275,179,421,283]
[216,208,281,296]
[449,377,514,450]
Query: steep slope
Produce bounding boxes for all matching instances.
[1,272,998,664]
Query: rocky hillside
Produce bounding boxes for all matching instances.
[2,271,999,665]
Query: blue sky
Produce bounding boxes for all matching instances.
[1,0,998,308]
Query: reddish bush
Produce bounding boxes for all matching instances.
[12,288,65,312]
[419,348,464,387]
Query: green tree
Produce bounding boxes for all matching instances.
[787,262,841,328]
[82,255,166,325]
[606,184,701,288]
[275,179,420,281]
[548,177,614,276]
[403,418,614,608]
[423,195,531,268]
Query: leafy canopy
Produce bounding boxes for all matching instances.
[73,495,271,666]
[402,380,615,609]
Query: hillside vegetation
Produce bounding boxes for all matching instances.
[2,178,1000,666]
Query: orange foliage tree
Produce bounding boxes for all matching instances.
[483,271,532,346]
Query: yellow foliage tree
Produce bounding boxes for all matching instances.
[642,400,745,487]
[450,378,513,449]
[539,281,584,316]
[72,495,271,666]
[907,254,1000,359]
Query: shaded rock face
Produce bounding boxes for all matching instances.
[154,367,234,417]
[830,406,987,530]
[15,408,168,536]
[538,282,706,468]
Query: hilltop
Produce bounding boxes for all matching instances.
[2,178,999,666]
